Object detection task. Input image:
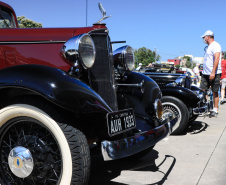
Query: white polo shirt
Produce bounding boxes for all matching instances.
[203,41,222,75]
[193,66,199,75]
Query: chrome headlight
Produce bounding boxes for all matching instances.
[62,33,96,69]
[154,99,163,119]
[194,90,204,100]
[113,45,135,71]
[175,77,185,87]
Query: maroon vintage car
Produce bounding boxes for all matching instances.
[0,2,178,185]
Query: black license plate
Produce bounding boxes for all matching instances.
[107,108,136,136]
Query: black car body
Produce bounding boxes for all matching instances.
[142,71,209,134]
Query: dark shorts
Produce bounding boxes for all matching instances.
[200,74,221,92]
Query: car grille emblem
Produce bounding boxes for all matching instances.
[13,157,23,168]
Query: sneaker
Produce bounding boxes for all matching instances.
[209,111,218,118]
[220,100,226,105]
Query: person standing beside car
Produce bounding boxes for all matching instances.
[220,51,226,104]
[200,30,222,118]
[136,63,142,70]
[193,63,200,82]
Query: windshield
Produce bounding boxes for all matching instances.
[0,8,15,28]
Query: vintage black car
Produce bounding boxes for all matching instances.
[142,71,209,134]
[138,63,175,74]
[0,2,178,185]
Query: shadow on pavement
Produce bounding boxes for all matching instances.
[88,149,176,185]
[186,120,209,134]
[148,155,176,185]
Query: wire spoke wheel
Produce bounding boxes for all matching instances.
[162,103,182,124]
[0,117,62,185]
[0,103,90,185]
[161,96,189,135]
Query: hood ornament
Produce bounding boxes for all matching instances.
[96,3,111,23]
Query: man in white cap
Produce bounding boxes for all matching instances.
[200,30,222,118]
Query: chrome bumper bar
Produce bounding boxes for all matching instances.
[101,116,178,161]
[193,102,210,115]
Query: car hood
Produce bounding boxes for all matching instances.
[0,27,98,42]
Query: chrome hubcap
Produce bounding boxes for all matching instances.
[8,146,34,178]
[162,103,181,123]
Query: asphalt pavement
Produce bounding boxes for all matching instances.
[89,103,226,185]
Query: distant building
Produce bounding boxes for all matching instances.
[159,61,175,67]
[193,57,204,64]
[174,55,204,66]
[167,59,180,66]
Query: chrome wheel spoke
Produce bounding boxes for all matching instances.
[0,117,62,184]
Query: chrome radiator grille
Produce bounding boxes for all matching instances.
[88,34,118,111]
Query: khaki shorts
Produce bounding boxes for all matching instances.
[200,74,221,93]
[221,78,226,89]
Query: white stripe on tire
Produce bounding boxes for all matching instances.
[0,104,72,185]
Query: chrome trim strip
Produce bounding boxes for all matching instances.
[88,29,108,35]
[106,35,118,111]
[116,80,145,93]
[0,41,66,45]
[193,102,210,115]
[101,116,178,161]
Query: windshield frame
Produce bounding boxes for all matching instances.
[0,7,16,28]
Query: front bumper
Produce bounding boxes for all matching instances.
[101,115,178,161]
[193,102,210,115]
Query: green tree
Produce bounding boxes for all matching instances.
[182,56,192,68]
[17,16,42,28]
[192,62,196,69]
[185,60,192,68]
[134,47,161,67]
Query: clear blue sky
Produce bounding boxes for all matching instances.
[4,0,226,61]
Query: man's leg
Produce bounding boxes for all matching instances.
[209,91,219,117]
[221,88,225,100]
[200,75,209,100]
[213,91,219,109]
[220,78,226,104]
[209,74,221,117]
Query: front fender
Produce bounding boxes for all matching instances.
[191,85,202,91]
[0,65,112,113]
[161,86,199,108]
[117,71,162,117]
